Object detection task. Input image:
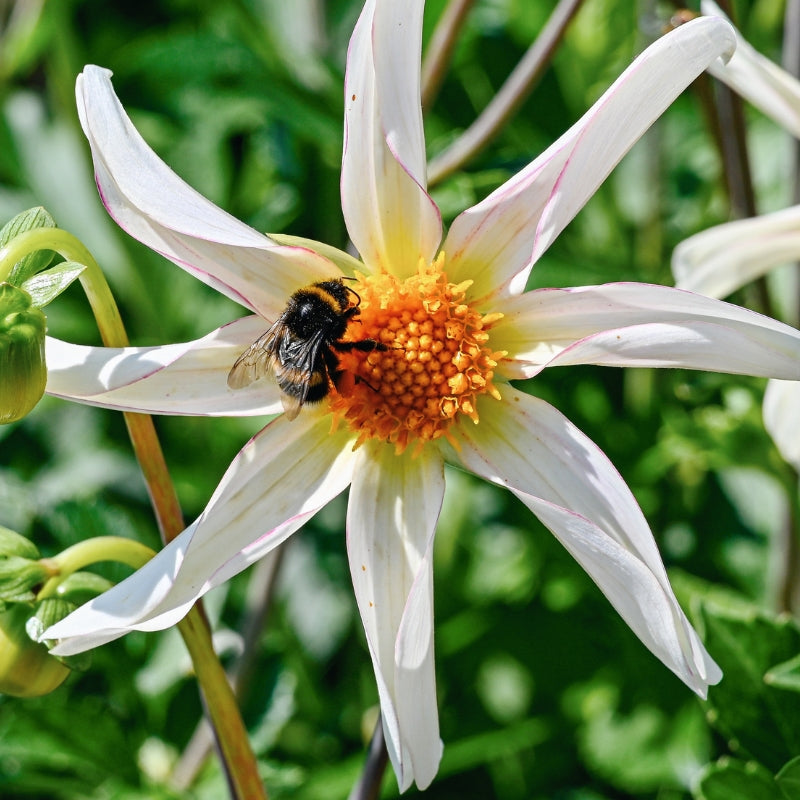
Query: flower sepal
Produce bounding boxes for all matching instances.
[0,282,47,424]
[0,601,73,697]
[0,527,50,607]
[26,597,92,672]
[268,233,363,276]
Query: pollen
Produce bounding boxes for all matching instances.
[329,253,506,455]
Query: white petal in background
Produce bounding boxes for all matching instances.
[764,379,800,472]
[493,283,800,380]
[347,441,445,791]
[77,66,339,322]
[672,205,800,300]
[444,16,736,301]
[45,317,282,416]
[452,389,721,696]
[702,0,800,140]
[46,412,358,654]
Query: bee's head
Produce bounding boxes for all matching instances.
[314,278,360,311]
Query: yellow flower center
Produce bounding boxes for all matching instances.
[329,254,506,454]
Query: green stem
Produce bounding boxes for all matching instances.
[3,227,266,798]
[0,227,129,345]
[36,536,155,600]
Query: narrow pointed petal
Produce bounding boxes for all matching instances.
[702,0,800,139]
[341,0,441,278]
[764,379,800,471]
[347,441,445,791]
[45,317,282,416]
[78,66,339,320]
[45,412,357,654]
[493,283,800,380]
[672,205,800,298]
[453,390,721,696]
[443,17,736,300]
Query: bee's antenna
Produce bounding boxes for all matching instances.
[343,284,362,307]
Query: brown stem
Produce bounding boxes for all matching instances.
[39,229,266,799]
[348,718,389,800]
[421,0,477,112]
[427,0,584,185]
[170,548,285,791]
[775,472,800,614]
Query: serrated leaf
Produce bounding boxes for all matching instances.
[21,261,85,308]
[0,207,56,285]
[696,758,781,800]
[700,601,800,770]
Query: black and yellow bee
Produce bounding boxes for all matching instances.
[227,279,386,420]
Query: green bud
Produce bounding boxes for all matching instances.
[0,557,51,606]
[0,282,47,424]
[27,597,90,674]
[53,570,114,605]
[0,526,40,560]
[0,603,70,697]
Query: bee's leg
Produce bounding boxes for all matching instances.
[333,338,388,353]
[322,347,345,390]
[328,343,383,394]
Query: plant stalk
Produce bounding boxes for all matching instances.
[1,227,266,799]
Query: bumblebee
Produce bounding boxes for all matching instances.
[227,279,386,420]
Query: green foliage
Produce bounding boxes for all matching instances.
[0,0,797,798]
[699,599,800,769]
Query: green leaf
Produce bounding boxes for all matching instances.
[0,556,50,604]
[700,600,800,769]
[0,526,40,559]
[765,654,800,694]
[0,207,56,285]
[696,758,782,800]
[21,261,86,308]
[579,701,711,793]
[777,756,800,800]
[54,570,114,605]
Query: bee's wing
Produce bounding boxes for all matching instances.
[227,322,283,389]
[274,330,328,420]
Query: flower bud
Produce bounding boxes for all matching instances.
[0,603,69,697]
[0,282,46,424]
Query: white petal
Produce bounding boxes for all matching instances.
[78,66,339,320]
[493,283,800,380]
[443,17,736,300]
[672,205,800,298]
[764,379,800,471]
[45,412,357,654]
[702,0,800,139]
[45,317,282,416]
[346,441,445,791]
[452,390,721,696]
[341,0,441,278]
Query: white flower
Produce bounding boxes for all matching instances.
[40,3,800,791]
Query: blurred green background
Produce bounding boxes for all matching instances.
[1,0,799,798]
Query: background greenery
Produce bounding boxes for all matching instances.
[1,0,799,798]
